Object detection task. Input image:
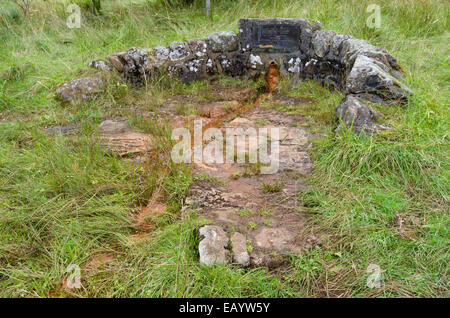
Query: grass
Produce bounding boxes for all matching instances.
[261,181,283,193]
[0,0,449,297]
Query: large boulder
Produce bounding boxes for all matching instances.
[336,94,389,134]
[206,31,239,53]
[57,77,105,105]
[345,55,412,100]
[198,225,230,267]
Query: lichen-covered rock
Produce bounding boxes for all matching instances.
[231,232,250,267]
[218,52,247,77]
[120,47,150,86]
[336,94,389,134]
[57,77,105,105]
[340,38,399,71]
[326,33,352,62]
[187,38,208,58]
[206,31,239,53]
[168,41,191,62]
[199,225,230,267]
[88,60,113,71]
[153,46,170,67]
[312,29,336,58]
[285,57,303,74]
[345,55,412,100]
[169,57,207,83]
[99,120,129,134]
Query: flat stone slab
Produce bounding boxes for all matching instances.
[99,120,153,156]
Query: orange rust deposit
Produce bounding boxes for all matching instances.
[266,62,279,94]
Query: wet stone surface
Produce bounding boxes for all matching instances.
[182,96,319,268]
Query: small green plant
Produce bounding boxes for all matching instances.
[261,181,283,193]
[237,208,253,217]
[175,103,196,116]
[258,208,272,217]
[246,240,253,253]
[256,119,267,126]
[109,81,129,101]
[247,222,258,230]
[230,171,243,180]
[263,219,272,226]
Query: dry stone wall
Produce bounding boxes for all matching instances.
[60,18,412,134]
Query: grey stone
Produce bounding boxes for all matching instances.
[312,29,336,58]
[206,31,239,53]
[169,41,191,62]
[231,232,250,267]
[57,77,105,105]
[44,123,78,135]
[177,58,206,83]
[153,46,170,67]
[327,33,352,61]
[345,55,412,100]
[336,94,389,134]
[88,60,113,71]
[199,225,229,266]
[121,47,150,86]
[217,52,248,77]
[187,38,208,58]
[99,120,130,134]
[299,26,314,57]
[340,38,399,71]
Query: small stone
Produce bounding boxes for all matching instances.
[187,38,208,57]
[336,94,390,134]
[231,232,250,267]
[99,120,130,134]
[107,55,124,72]
[88,60,113,71]
[154,46,170,67]
[199,225,229,267]
[99,120,152,156]
[120,47,150,86]
[168,41,191,62]
[206,31,239,52]
[57,77,105,105]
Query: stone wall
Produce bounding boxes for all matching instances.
[67,18,412,133]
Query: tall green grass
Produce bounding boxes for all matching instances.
[0,0,448,297]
